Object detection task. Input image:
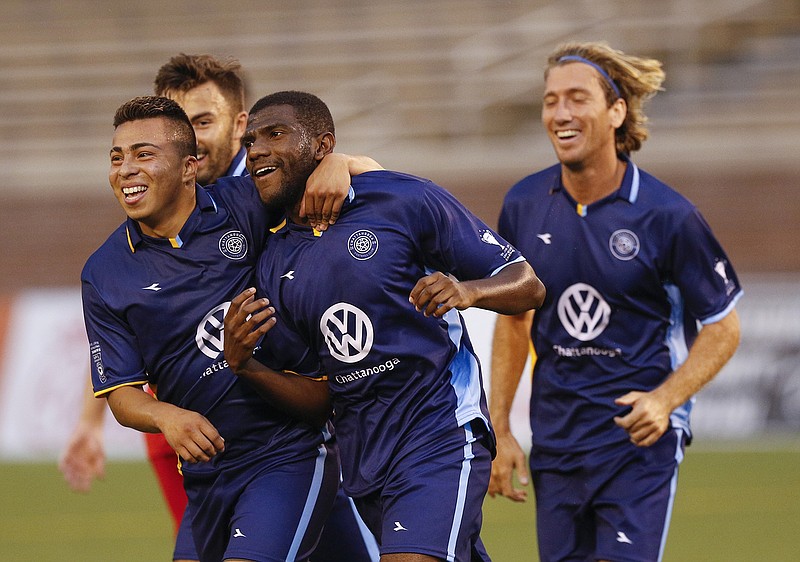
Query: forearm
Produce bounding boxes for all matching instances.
[105,385,174,434]
[654,309,741,411]
[464,262,545,315]
[343,154,383,175]
[235,358,332,428]
[489,311,534,434]
[78,375,107,425]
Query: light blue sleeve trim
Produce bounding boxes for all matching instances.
[490,255,526,277]
[700,290,743,325]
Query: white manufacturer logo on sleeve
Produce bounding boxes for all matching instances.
[557,283,611,341]
[320,303,374,363]
[196,302,230,358]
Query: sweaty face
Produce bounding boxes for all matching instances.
[242,104,319,212]
[109,117,196,237]
[541,63,622,170]
[171,82,239,185]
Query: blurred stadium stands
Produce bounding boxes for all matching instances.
[0,0,798,291]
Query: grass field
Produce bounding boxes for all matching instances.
[1,443,798,561]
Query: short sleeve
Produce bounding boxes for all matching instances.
[81,280,148,396]
[669,208,742,323]
[417,181,524,280]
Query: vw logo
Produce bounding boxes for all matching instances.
[196,302,229,358]
[320,302,374,363]
[557,283,611,341]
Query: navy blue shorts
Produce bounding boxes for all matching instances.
[182,440,340,562]
[313,487,380,562]
[531,428,686,562]
[353,419,493,562]
[173,504,197,560]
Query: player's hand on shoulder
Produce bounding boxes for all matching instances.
[159,407,225,464]
[409,271,475,318]
[224,288,276,374]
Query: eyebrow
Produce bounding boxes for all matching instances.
[189,111,214,122]
[543,86,593,98]
[110,142,161,154]
[243,123,279,140]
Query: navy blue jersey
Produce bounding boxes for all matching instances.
[498,156,743,454]
[254,170,525,496]
[82,176,326,475]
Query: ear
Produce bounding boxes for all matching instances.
[313,132,336,162]
[609,97,627,129]
[183,155,199,187]
[232,111,248,143]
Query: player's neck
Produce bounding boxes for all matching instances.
[138,189,197,239]
[561,153,626,206]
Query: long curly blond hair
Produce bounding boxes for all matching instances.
[546,41,665,155]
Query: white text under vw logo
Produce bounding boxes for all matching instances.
[320,302,374,363]
[196,302,230,358]
[557,283,611,342]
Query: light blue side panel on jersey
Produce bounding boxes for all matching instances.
[664,283,693,433]
[441,306,490,429]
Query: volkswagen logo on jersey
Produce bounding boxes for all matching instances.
[347,229,379,260]
[196,302,229,358]
[219,230,248,260]
[557,283,611,341]
[320,302,374,363]
[609,229,640,261]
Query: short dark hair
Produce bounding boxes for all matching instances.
[154,53,247,114]
[249,91,335,137]
[112,96,197,158]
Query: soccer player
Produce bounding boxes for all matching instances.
[61,53,253,534]
[62,53,380,562]
[223,90,546,562]
[82,95,378,561]
[487,42,742,562]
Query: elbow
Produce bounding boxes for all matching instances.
[529,275,546,310]
[512,264,546,314]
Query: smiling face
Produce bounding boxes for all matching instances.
[542,62,626,171]
[170,81,246,185]
[109,117,197,237]
[242,104,324,213]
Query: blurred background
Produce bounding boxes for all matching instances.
[0,0,798,559]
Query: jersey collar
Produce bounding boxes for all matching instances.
[225,147,249,178]
[125,184,217,253]
[267,185,354,237]
[552,154,640,216]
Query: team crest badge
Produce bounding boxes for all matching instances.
[219,230,247,260]
[609,229,640,261]
[348,229,379,260]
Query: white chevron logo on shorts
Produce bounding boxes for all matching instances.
[233,528,246,538]
[393,521,408,532]
[616,531,633,544]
